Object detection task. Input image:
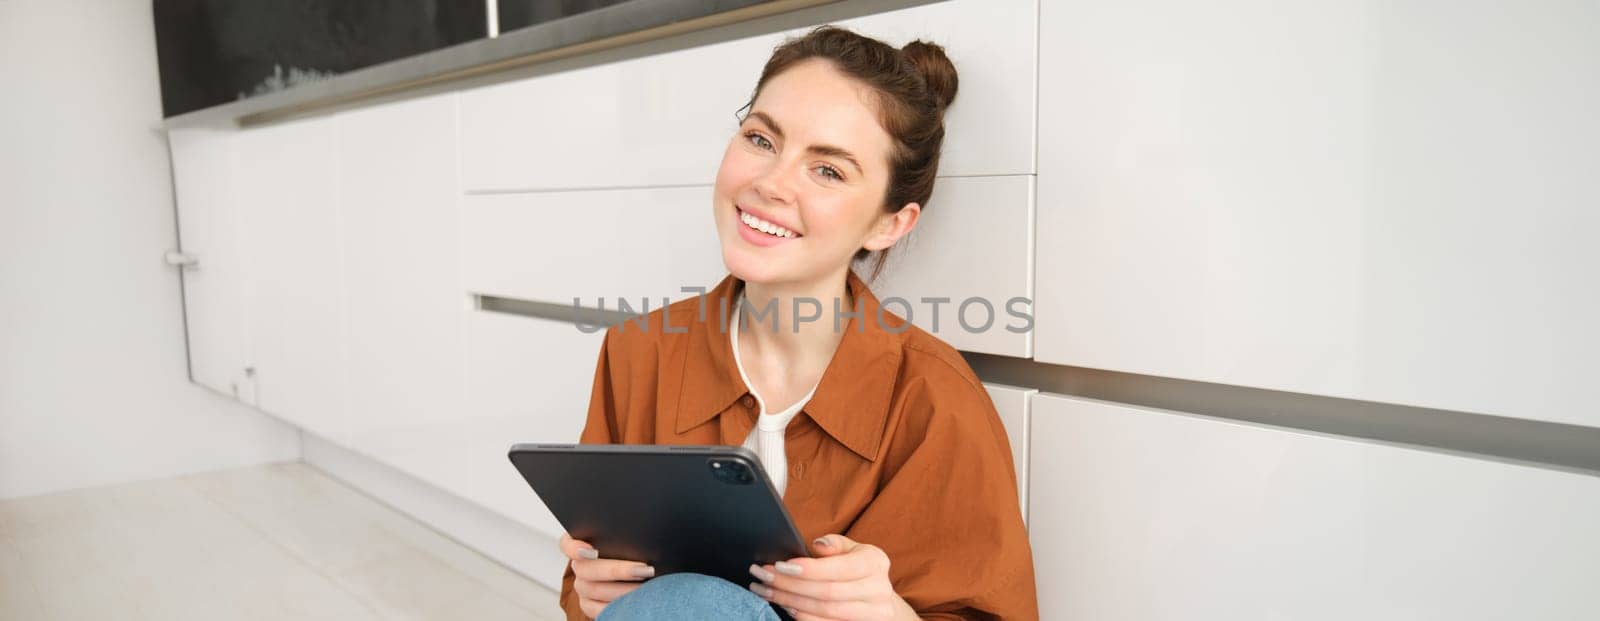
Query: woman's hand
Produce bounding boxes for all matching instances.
[560,532,656,619]
[747,534,920,621]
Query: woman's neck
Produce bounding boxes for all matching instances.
[737,266,855,365]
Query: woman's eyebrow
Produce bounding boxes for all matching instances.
[748,110,865,176]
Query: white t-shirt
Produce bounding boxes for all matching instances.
[732,292,820,496]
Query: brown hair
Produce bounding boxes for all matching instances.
[735,25,959,281]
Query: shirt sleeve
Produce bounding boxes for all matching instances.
[559,326,624,621]
[844,378,1039,619]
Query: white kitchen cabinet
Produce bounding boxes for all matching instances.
[457,0,1036,192]
[461,186,726,308]
[1034,0,1600,427]
[231,116,344,430]
[982,383,1034,524]
[1028,393,1600,620]
[168,128,254,403]
[327,93,466,437]
[875,175,1033,357]
[215,93,607,541]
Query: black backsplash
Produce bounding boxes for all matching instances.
[496,0,636,34]
[152,0,487,117]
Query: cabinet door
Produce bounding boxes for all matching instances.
[1034,0,1600,426]
[327,94,465,439]
[1029,393,1600,620]
[982,383,1034,524]
[459,311,604,536]
[231,116,344,429]
[169,128,253,402]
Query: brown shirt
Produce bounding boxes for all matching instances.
[558,270,1039,620]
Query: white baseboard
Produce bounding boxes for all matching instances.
[300,432,569,592]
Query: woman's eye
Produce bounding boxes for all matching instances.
[742,130,842,182]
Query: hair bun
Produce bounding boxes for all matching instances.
[900,40,959,112]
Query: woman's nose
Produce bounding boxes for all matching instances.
[752,162,798,205]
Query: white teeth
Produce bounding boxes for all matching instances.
[740,209,796,238]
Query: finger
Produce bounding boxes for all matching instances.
[559,532,598,561]
[808,533,855,557]
[789,610,839,621]
[771,544,889,582]
[750,571,872,602]
[580,598,604,620]
[576,578,642,603]
[752,581,867,620]
[570,558,657,582]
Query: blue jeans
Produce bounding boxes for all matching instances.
[597,573,786,621]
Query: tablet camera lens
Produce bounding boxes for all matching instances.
[709,459,753,485]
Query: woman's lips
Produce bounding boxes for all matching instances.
[735,205,799,248]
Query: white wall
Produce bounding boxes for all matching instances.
[0,0,301,499]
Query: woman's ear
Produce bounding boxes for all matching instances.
[861,203,921,252]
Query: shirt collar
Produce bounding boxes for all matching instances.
[675,270,904,462]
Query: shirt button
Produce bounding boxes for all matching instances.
[741,395,756,409]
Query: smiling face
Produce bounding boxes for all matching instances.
[713,58,917,290]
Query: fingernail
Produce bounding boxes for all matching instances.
[749,582,774,598]
[775,561,803,576]
[812,536,831,548]
[786,607,800,617]
[748,563,775,582]
[630,565,655,578]
[578,547,599,560]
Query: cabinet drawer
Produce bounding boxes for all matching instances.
[459,0,1036,192]
[464,174,1034,359]
[874,175,1033,357]
[1033,0,1600,426]
[461,186,726,307]
[1029,393,1600,620]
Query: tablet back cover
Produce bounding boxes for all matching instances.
[508,443,809,585]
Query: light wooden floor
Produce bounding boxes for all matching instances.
[0,462,564,620]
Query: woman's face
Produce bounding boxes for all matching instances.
[713,58,915,289]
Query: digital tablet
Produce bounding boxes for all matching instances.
[507,443,810,586]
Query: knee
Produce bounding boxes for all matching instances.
[633,569,729,595]
[599,573,777,620]
[631,572,736,598]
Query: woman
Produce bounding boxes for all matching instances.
[557,25,1037,620]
